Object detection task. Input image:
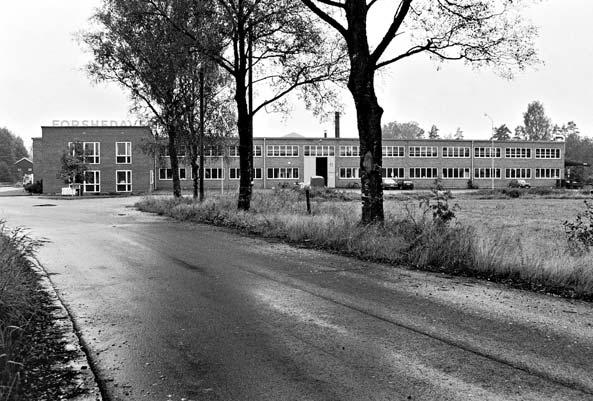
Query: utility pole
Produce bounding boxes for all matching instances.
[199,64,205,202]
[484,113,495,190]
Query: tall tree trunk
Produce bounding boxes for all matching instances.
[350,78,384,223]
[236,71,253,210]
[346,3,384,223]
[191,142,199,199]
[167,126,182,198]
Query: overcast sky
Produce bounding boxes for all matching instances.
[1,1,592,148]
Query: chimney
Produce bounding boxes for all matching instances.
[334,112,341,138]
[323,129,327,138]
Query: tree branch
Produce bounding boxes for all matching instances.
[300,0,347,38]
[370,0,412,65]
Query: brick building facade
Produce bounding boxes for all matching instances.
[33,127,565,194]
[157,135,565,191]
[33,126,154,195]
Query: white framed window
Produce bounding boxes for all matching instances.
[505,147,531,158]
[83,142,100,164]
[474,168,501,179]
[339,167,359,179]
[254,145,262,157]
[229,168,240,179]
[535,148,561,159]
[83,170,100,193]
[382,146,405,157]
[505,168,531,179]
[409,167,438,179]
[159,168,172,180]
[205,168,224,180]
[381,167,404,178]
[339,146,360,157]
[161,145,186,157]
[409,146,438,158]
[158,168,185,180]
[229,146,239,157]
[442,147,471,158]
[116,142,132,164]
[116,170,132,192]
[474,147,501,158]
[205,146,223,157]
[304,145,335,156]
[266,145,299,157]
[267,167,299,179]
[535,168,561,179]
[442,168,470,179]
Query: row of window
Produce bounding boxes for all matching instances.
[82,170,132,193]
[338,167,562,180]
[68,142,132,165]
[158,167,299,180]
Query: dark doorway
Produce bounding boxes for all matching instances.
[316,157,328,186]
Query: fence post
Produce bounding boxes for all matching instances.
[305,188,311,214]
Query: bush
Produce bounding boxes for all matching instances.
[502,188,522,198]
[564,200,593,254]
[24,181,42,194]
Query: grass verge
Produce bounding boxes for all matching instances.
[0,222,83,400]
[136,188,593,302]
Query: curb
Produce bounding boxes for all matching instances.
[33,264,104,401]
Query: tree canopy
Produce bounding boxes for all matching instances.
[382,121,424,139]
[0,127,29,182]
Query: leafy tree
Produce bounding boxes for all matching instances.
[59,142,88,190]
[150,0,347,210]
[382,121,424,139]
[428,125,440,139]
[492,124,512,141]
[523,100,551,141]
[454,127,464,140]
[0,162,11,182]
[0,127,29,181]
[83,0,220,198]
[513,125,525,141]
[301,0,540,223]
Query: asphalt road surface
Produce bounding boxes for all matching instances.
[1,196,593,401]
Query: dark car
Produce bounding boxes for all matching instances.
[399,180,414,190]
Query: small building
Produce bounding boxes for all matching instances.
[14,157,33,183]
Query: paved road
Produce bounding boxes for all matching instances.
[1,196,593,401]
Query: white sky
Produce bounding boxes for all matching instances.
[1,1,592,148]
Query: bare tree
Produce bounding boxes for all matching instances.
[301,0,540,222]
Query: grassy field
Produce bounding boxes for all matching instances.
[136,189,593,301]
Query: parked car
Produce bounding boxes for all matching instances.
[382,178,414,190]
[382,177,398,190]
[559,179,583,189]
[399,180,414,190]
[508,179,531,189]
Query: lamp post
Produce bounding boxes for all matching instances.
[484,113,495,190]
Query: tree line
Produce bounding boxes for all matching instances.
[0,127,29,182]
[83,0,541,223]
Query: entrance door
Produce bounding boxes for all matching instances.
[316,157,328,186]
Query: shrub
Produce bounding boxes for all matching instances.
[24,181,42,194]
[564,200,593,254]
[502,188,522,198]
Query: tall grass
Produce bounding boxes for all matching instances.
[138,190,593,300]
[0,223,44,401]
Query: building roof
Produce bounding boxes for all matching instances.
[14,157,32,165]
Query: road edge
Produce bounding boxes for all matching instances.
[32,261,105,401]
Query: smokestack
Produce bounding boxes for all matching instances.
[334,112,340,138]
[323,129,327,138]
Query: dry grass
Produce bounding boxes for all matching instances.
[137,190,593,300]
[0,223,44,400]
